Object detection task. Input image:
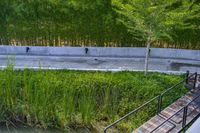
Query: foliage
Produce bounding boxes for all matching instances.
[111,0,200,74]
[112,0,199,45]
[0,68,187,132]
[0,0,199,49]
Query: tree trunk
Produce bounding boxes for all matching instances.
[144,42,151,75]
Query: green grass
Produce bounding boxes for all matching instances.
[0,66,187,132]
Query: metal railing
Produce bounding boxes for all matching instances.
[103,71,198,133]
[151,92,200,132]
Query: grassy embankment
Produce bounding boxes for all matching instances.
[0,66,187,132]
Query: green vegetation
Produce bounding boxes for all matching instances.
[0,66,187,132]
[112,0,199,74]
[0,0,199,49]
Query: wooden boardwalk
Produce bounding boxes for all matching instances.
[133,75,200,133]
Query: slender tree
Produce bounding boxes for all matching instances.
[112,0,197,75]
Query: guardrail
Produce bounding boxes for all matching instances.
[151,93,200,132]
[103,71,198,133]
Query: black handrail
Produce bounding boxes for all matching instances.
[150,107,184,132]
[180,109,200,132]
[150,93,200,132]
[157,72,197,113]
[104,96,160,133]
[162,71,197,96]
[186,92,200,107]
[103,71,198,133]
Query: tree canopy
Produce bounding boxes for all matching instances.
[0,0,199,49]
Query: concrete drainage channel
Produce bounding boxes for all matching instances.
[0,45,199,73]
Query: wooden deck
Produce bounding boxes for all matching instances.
[133,76,200,133]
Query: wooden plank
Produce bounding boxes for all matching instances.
[133,86,200,133]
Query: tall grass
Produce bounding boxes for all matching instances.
[0,67,186,131]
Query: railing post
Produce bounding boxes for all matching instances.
[185,70,189,84]
[157,95,162,114]
[193,72,198,89]
[182,106,188,128]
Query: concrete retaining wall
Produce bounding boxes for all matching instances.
[0,45,199,73]
[0,46,199,60]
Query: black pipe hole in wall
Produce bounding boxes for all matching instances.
[85,48,89,54]
[149,48,151,53]
[26,47,30,53]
